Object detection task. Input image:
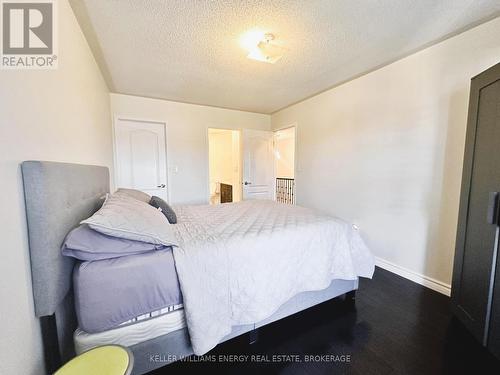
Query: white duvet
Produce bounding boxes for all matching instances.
[171,200,374,355]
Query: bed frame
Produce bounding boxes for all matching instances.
[21,161,358,375]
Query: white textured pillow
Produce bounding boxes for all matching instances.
[81,194,177,246]
[114,188,151,203]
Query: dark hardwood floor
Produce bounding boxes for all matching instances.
[149,267,500,374]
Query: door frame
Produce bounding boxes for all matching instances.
[112,115,171,202]
[206,127,242,203]
[273,123,298,202]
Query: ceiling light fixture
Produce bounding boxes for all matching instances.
[240,31,285,64]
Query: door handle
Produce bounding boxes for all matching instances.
[487,192,499,225]
[157,184,166,188]
[244,181,252,185]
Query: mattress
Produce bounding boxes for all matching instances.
[74,308,186,354]
[118,304,183,326]
[73,249,182,333]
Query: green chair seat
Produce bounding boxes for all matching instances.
[54,345,133,375]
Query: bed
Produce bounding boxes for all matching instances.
[21,161,374,375]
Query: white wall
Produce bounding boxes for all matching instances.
[0,1,113,374]
[110,94,270,204]
[275,127,295,179]
[208,129,241,202]
[209,129,234,188]
[272,17,500,291]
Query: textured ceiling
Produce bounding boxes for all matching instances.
[71,0,500,114]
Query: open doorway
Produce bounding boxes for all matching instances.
[274,126,296,204]
[208,128,241,204]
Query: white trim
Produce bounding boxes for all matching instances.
[375,257,451,296]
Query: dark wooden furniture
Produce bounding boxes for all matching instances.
[452,62,500,359]
[220,183,233,203]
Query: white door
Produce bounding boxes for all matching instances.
[242,129,275,200]
[114,119,169,201]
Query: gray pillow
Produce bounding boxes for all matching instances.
[81,194,178,246]
[150,196,177,224]
[62,224,167,261]
[114,188,151,203]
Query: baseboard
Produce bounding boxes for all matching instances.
[375,257,451,297]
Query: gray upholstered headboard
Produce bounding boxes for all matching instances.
[21,161,110,370]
